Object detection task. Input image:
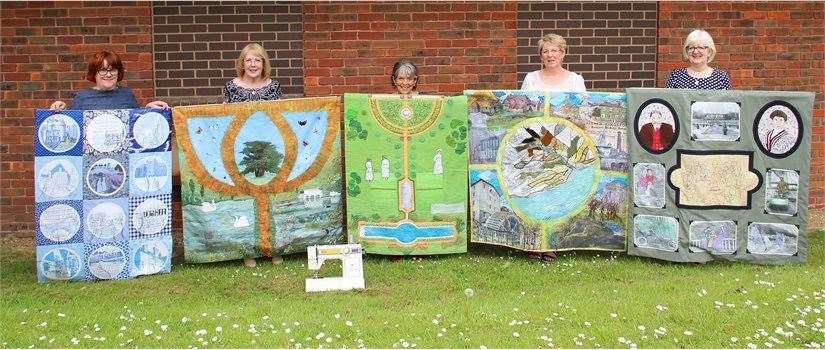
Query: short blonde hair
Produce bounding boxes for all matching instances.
[683,29,717,62]
[235,43,271,79]
[538,33,567,53]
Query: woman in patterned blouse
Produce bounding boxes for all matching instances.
[665,29,732,90]
[223,43,283,104]
[223,43,283,268]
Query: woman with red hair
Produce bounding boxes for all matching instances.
[50,50,168,110]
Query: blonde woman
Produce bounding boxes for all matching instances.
[223,43,283,103]
[665,29,731,90]
[223,43,283,268]
[521,33,587,92]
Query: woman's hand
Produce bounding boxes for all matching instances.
[49,100,67,111]
[146,100,170,109]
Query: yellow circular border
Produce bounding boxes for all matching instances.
[495,116,602,227]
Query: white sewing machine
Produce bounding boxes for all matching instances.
[305,244,365,292]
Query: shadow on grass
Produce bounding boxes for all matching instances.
[4,229,823,271]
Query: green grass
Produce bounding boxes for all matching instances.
[2,231,823,348]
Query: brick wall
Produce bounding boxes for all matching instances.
[0,1,155,236]
[302,1,518,96]
[2,1,823,237]
[657,2,825,208]
[152,1,304,106]
[517,1,658,90]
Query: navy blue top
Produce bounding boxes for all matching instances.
[223,79,283,103]
[69,86,140,110]
[665,68,732,90]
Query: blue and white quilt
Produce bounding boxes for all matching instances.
[34,108,173,282]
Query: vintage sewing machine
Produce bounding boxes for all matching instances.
[305,244,365,292]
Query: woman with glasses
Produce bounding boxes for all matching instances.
[521,33,587,93]
[223,43,283,103]
[665,29,732,90]
[49,50,168,110]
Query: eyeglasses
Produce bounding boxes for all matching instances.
[687,46,710,52]
[542,48,564,54]
[97,67,117,76]
[244,57,263,64]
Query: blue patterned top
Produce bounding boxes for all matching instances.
[665,68,732,90]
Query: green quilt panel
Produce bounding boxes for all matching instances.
[343,93,469,255]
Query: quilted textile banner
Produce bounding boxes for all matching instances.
[466,91,629,252]
[34,108,173,282]
[626,88,814,264]
[173,98,343,263]
[343,94,468,255]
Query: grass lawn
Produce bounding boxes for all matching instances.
[1,231,823,349]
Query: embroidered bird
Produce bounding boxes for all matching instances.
[512,125,594,172]
[515,126,555,157]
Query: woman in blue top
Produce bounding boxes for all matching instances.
[50,50,168,111]
[665,29,732,90]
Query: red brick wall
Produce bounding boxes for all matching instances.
[517,1,658,90]
[152,1,304,105]
[657,2,825,208]
[2,1,824,237]
[0,1,155,236]
[302,1,518,96]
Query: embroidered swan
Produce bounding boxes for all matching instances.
[200,199,216,213]
[233,215,250,228]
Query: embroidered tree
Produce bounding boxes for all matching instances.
[469,91,498,113]
[239,141,283,177]
[591,107,602,119]
[347,172,361,197]
[346,115,368,141]
[183,178,200,205]
[588,197,601,217]
[445,119,467,155]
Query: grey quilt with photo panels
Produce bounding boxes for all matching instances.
[625,88,813,264]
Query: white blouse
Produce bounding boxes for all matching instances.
[520,70,587,92]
